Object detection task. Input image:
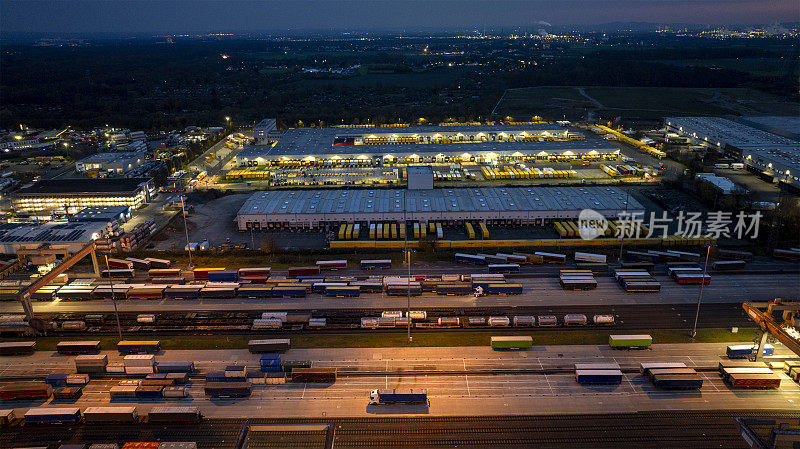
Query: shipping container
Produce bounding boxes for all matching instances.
[559,277,597,290]
[726,344,774,359]
[316,260,347,270]
[370,388,427,405]
[534,251,567,264]
[148,268,181,278]
[609,334,652,348]
[248,339,290,353]
[24,407,80,424]
[325,286,360,297]
[574,252,607,263]
[107,258,134,270]
[0,341,36,355]
[125,258,151,270]
[270,286,307,298]
[252,318,282,330]
[436,283,473,296]
[491,336,533,349]
[117,341,161,354]
[148,406,201,423]
[145,258,172,269]
[386,282,422,296]
[291,368,337,383]
[109,385,139,398]
[488,264,520,274]
[164,285,202,299]
[0,382,52,400]
[717,249,753,261]
[652,374,703,389]
[84,406,138,423]
[208,270,239,282]
[53,386,83,399]
[625,251,661,263]
[674,273,711,285]
[727,373,781,389]
[640,362,688,377]
[575,369,623,384]
[101,269,134,279]
[192,267,225,280]
[360,259,391,270]
[486,284,523,295]
[288,266,321,277]
[711,260,746,271]
[136,385,164,398]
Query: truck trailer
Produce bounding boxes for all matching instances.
[369,388,428,405]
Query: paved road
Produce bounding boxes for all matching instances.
[1,344,798,418]
[3,273,796,315]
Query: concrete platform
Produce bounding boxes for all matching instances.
[1,343,798,418]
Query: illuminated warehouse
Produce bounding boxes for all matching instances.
[234,124,619,167]
[13,178,154,215]
[236,186,643,230]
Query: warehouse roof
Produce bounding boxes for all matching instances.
[237,186,642,216]
[0,221,106,244]
[665,117,799,150]
[16,178,151,195]
[236,139,617,160]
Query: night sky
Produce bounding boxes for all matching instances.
[1,0,797,34]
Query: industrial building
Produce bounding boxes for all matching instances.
[0,221,108,255]
[235,186,642,230]
[234,124,618,167]
[13,178,154,215]
[68,206,131,224]
[664,116,800,189]
[75,152,147,175]
[253,118,283,144]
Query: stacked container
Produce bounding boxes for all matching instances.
[124,354,155,375]
[75,354,108,374]
[66,374,90,386]
[106,362,125,374]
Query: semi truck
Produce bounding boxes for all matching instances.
[369,388,428,405]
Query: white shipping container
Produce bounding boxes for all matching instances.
[124,354,155,367]
[124,366,155,375]
[105,362,126,373]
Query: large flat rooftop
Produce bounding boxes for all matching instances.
[237,186,642,216]
[664,116,799,150]
[15,178,151,195]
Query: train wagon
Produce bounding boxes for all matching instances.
[291,368,337,383]
[534,252,567,264]
[486,284,523,295]
[350,282,383,293]
[56,341,101,355]
[537,315,558,327]
[712,260,746,271]
[148,268,182,278]
[239,267,271,277]
[0,341,36,355]
[316,260,347,270]
[325,286,360,297]
[205,382,252,397]
[513,316,536,327]
[144,258,172,269]
[155,361,195,373]
[674,273,711,285]
[564,314,588,326]
[360,259,391,270]
[208,270,239,282]
[488,263,520,274]
[488,316,510,327]
[454,253,486,265]
[101,269,134,279]
[107,258,134,270]
[192,267,225,280]
[386,282,422,296]
[491,336,533,350]
[164,285,202,299]
[236,285,273,299]
[609,334,652,349]
[248,339,290,353]
[436,283,473,296]
[148,406,202,423]
[288,266,321,277]
[124,258,151,270]
[117,340,161,354]
[575,369,623,385]
[126,287,165,300]
[83,406,138,423]
[24,407,81,424]
[151,276,186,285]
[270,285,307,298]
[593,315,615,325]
[0,382,52,400]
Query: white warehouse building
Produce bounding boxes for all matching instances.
[235,186,643,230]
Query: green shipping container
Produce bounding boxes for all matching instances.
[491,336,533,350]
[608,334,652,348]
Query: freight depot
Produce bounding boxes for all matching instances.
[235,186,643,230]
[233,124,619,167]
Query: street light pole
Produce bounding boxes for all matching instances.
[691,245,712,338]
[105,255,123,340]
[180,195,193,268]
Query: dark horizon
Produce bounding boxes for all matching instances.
[1,0,798,35]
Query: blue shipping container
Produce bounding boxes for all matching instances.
[46,374,69,387]
[208,270,239,282]
[117,341,161,354]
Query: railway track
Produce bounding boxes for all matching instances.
[29,302,752,337]
[3,411,799,449]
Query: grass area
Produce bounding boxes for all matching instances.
[13,328,758,351]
